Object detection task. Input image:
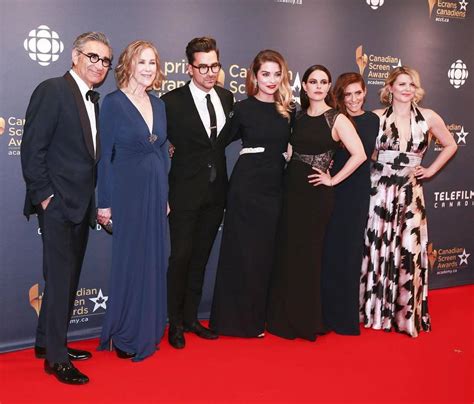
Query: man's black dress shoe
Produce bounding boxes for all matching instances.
[168,324,185,349]
[35,345,92,361]
[44,360,89,385]
[184,321,218,340]
[114,344,135,359]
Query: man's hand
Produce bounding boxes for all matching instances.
[41,196,52,211]
[97,208,112,225]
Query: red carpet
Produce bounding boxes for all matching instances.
[1,286,472,403]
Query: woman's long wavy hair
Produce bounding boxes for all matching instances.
[115,40,164,91]
[246,49,294,120]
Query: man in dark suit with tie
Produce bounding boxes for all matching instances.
[21,32,112,384]
[161,37,234,349]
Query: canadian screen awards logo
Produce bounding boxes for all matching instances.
[355,45,402,85]
[433,124,468,151]
[428,242,470,275]
[28,284,108,323]
[0,115,24,157]
[448,60,469,88]
[24,25,64,66]
[366,0,384,10]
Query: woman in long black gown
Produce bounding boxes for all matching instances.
[321,73,379,335]
[266,65,366,341]
[210,50,294,337]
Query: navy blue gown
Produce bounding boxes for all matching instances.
[97,90,169,361]
[321,111,379,335]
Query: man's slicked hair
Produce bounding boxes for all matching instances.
[185,37,219,64]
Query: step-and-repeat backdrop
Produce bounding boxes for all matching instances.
[0,0,472,352]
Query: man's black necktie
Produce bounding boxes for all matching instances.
[206,94,217,144]
[86,90,100,104]
[205,94,217,183]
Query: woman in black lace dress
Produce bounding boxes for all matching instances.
[266,65,366,341]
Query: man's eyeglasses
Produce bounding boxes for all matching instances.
[191,63,222,75]
[78,50,112,68]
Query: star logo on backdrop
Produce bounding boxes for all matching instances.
[392,59,402,69]
[456,126,468,144]
[458,249,470,265]
[89,289,108,312]
[459,0,468,11]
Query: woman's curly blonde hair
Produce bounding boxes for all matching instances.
[379,66,425,105]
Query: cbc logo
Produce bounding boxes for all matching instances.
[24,25,64,67]
[448,60,469,89]
[366,0,384,10]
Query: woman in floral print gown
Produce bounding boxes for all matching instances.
[359,66,457,337]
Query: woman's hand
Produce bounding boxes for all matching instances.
[168,143,175,158]
[414,165,434,180]
[167,202,170,216]
[308,168,333,187]
[97,208,112,225]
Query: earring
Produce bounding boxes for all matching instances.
[388,92,393,104]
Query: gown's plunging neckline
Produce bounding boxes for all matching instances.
[390,109,414,153]
[119,90,155,136]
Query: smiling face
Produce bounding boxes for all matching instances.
[302,69,331,103]
[187,50,219,92]
[72,40,111,88]
[129,47,157,89]
[390,73,416,104]
[255,61,282,101]
[343,82,366,116]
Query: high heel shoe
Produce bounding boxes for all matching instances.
[113,344,135,359]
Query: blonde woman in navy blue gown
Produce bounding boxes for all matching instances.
[210,50,294,337]
[359,66,457,337]
[97,41,169,360]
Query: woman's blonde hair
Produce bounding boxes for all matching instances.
[245,50,294,120]
[115,40,164,91]
[379,66,425,105]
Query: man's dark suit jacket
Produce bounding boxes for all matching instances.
[21,72,99,225]
[161,82,234,210]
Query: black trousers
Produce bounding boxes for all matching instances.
[35,204,90,363]
[167,192,224,326]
